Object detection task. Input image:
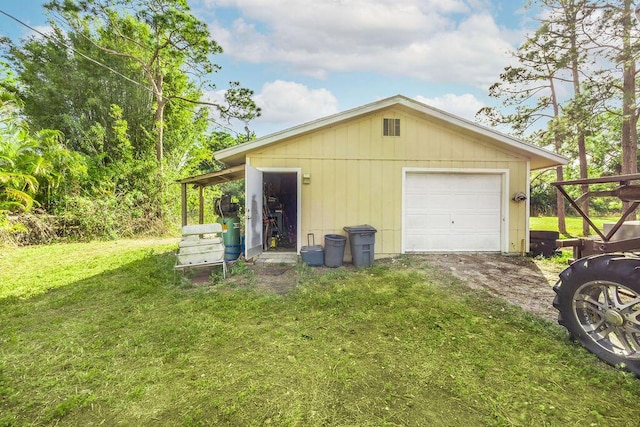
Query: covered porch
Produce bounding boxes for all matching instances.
[177,164,245,226]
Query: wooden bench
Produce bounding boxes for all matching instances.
[174,223,227,278]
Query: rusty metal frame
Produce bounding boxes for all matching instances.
[551,173,640,258]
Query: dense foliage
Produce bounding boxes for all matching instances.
[0,0,258,244]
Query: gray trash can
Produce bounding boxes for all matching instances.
[324,234,347,267]
[343,225,377,268]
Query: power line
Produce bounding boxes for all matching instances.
[0,8,153,94]
[0,8,243,137]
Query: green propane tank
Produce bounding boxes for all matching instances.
[217,217,241,260]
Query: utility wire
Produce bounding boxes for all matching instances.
[0,8,153,94]
[0,8,243,137]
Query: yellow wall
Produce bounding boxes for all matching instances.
[248,107,530,256]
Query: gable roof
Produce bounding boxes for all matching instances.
[214,94,568,170]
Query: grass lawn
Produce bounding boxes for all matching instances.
[2,240,640,426]
[530,216,620,237]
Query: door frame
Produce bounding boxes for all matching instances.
[401,168,510,253]
[249,167,303,255]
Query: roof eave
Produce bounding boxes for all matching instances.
[531,156,568,170]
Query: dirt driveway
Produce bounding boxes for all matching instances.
[224,253,565,323]
[415,254,564,322]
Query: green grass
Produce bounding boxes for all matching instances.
[2,240,640,426]
[530,216,620,237]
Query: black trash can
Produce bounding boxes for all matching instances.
[324,234,347,267]
[343,225,377,268]
[530,230,559,258]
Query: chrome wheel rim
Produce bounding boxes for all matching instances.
[573,280,640,359]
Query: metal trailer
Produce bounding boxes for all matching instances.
[550,173,640,376]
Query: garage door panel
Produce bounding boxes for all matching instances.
[406,213,450,230]
[406,233,451,252]
[453,191,500,204]
[453,213,500,230]
[406,194,452,209]
[404,172,502,252]
[448,235,500,252]
[426,236,453,251]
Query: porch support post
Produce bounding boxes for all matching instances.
[181,183,188,227]
[198,185,205,224]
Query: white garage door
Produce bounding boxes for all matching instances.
[404,173,503,252]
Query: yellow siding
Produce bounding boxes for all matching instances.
[249,107,530,256]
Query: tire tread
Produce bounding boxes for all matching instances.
[553,253,640,376]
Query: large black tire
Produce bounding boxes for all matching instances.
[553,253,640,376]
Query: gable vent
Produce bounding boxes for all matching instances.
[383,118,400,137]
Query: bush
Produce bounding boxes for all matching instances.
[53,194,171,240]
[0,193,174,246]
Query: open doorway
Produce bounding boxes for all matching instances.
[262,171,298,252]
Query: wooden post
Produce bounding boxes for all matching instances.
[199,185,205,224]
[181,183,188,227]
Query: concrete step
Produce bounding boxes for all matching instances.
[255,251,298,265]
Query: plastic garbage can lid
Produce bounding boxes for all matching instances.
[343,224,377,233]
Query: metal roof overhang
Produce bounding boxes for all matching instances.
[177,164,246,226]
[177,164,245,187]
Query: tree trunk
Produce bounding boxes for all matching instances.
[155,72,164,169]
[621,0,638,218]
[549,77,566,234]
[568,15,589,236]
[154,71,167,219]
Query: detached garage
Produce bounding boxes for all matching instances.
[181,94,567,261]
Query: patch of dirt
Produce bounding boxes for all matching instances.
[218,254,566,322]
[248,265,300,295]
[415,254,564,322]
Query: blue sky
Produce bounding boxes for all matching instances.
[0,0,537,137]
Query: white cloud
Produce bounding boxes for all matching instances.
[207,83,485,136]
[206,0,514,87]
[415,93,485,121]
[254,80,339,125]
[201,81,338,136]
[17,24,61,42]
[32,25,57,38]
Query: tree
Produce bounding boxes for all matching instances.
[480,0,637,235]
[0,105,39,213]
[583,0,640,216]
[45,0,260,170]
[0,68,81,217]
[5,25,153,160]
[4,4,237,224]
[479,0,593,234]
[543,0,593,236]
